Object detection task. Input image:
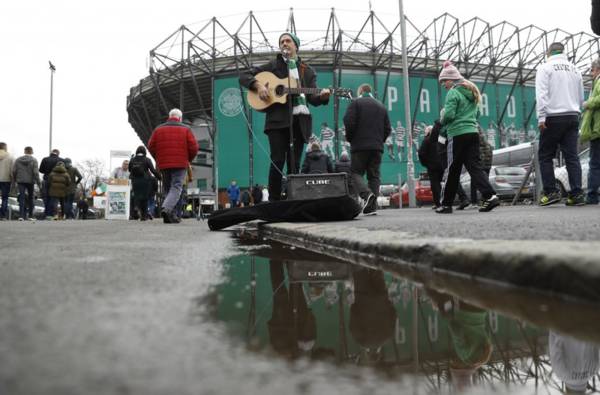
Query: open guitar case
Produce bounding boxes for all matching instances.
[207,173,361,231]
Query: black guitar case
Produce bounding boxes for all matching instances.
[207,195,361,231]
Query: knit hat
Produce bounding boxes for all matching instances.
[279,32,300,50]
[136,145,147,156]
[439,61,463,81]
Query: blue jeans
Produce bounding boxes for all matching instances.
[538,115,582,195]
[0,182,10,219]
[17,183,34,219]
[587,139,600,203]
[161,168,187,212]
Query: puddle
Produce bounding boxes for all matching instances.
[204,231,600,394]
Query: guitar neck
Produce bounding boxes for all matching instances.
[284,87,324,95]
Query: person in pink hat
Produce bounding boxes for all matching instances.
[436,61,500,214]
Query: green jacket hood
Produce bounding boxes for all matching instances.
[455,85,475,102]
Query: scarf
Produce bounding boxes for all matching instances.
[287,58,310,115]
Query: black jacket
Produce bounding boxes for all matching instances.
[343,96,391,152]
[39,153,64,180]
[593,0,600,35]
[128,155,160,179]
[301,150,333,174]
[334,157,351,174]
[239,54,329,142]
[251,185,263,203]
[418,121,443,171]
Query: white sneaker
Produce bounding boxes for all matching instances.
[18,217,24,221]
[28,218,37,222]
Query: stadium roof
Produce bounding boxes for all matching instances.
[127,9,600,142]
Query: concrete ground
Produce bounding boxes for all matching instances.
[1,205,599,394]
[258,204,600,301]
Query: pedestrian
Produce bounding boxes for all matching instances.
[239,31,330,201]
[436,61,499,214]
[148,175,159,218]
[334,151,351,175]
[593,0,600,35]
[128,145,161,221]
[48,161,71,220]
[39,149,63,218]
[112,160,130,180]
[469,128,493,206]
[240,189,251,207]
[301,141,333,174]
[580,58,600,205]
[418,123,444,209]
[0,142,14,220]
[63,158,82,219]
[343,83,392,215]
[226,180,240,208]
[148,108,199,224]
[262,186,269,203]
[77,194,89,219]
[536,42,585,206]
[12,146,41,221]
[548,331,599,395]
[251,183,262,205]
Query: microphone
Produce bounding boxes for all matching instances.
[281,48,290,59]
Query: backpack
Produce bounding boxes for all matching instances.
[130,158,146,177]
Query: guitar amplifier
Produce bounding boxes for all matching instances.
[286,172,349,200]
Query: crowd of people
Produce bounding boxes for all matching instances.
[2,34,599,222]
[239,32,599,215]
[0,144,85,221]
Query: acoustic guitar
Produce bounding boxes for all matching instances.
[247,71,352,111]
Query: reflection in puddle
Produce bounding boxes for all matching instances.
[207,236,600,394]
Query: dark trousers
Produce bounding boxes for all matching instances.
[42,180,54,217]
[471,168,491,204]
[428,168,443,207]
[267,121,304,201]
[442,133,495,206]
[48,196,65,218]
[351,150,382,198]
[538,115,582,195]
[588,138,600,203]
[65,193,75,219]
[17,183,34,219]
[0,182,10,218]
[135,199,149,219]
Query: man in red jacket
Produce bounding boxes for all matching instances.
[148,108,199,223]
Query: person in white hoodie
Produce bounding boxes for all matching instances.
[536,42,585,206]
[549,331,599,394]
[0,142,14,220]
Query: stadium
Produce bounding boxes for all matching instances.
[125,8,600,204]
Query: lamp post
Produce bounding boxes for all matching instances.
[398,0,416,208]
[48,61,56,154]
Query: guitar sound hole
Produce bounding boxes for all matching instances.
[274,85,284,97]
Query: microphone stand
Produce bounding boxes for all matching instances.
[285,52,296,175]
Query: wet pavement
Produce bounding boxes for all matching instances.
[213,234,600,394]
[1,211,599,394]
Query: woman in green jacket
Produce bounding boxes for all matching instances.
[581,58,600,204]
[437,61,499,214]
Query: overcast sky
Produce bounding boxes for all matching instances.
[0,0,590,171]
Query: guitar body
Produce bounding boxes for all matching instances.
[246,71,298,112]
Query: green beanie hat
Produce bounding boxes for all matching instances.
[279,32,300,50]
